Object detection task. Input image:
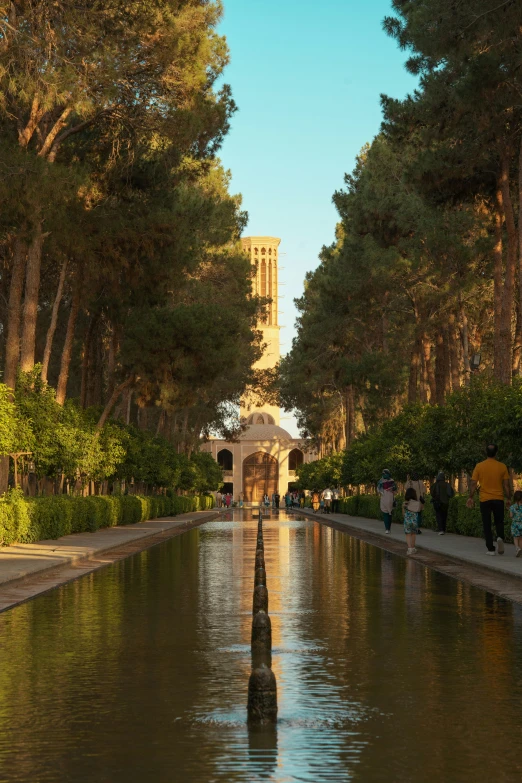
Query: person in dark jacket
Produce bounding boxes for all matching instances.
[430,472,454,535]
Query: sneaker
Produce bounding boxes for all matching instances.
[496,537,505,555]
[515,547,521,558]
[385,529,390,534]
[438,531,445,536]
[417,529,422,535]
[411,547,417,554]
[486,550,496,556]
[407,548,414,555]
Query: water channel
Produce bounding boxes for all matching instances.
[0,510,522,782]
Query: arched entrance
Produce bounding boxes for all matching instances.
[243,452,278,503]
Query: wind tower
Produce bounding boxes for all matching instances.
[240,236,281,426]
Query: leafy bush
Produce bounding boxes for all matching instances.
[0,375,224,494]
[0,492,214,546]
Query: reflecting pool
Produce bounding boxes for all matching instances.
[0,511,521,782]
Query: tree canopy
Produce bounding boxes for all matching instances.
[281,1,522,475]
[0,1,263,493]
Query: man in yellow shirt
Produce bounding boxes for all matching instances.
[467,444,510,556]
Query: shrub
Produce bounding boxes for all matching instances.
[0,493,214,546]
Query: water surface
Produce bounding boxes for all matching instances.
[0,511,521,782]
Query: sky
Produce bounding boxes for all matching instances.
[218,0,417,435]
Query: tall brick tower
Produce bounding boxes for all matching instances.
[240,236,281,426]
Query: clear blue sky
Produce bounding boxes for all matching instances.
[218,0,417,433]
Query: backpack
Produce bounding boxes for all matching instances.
[432,481,454,507]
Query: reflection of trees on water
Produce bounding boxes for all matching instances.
[1,515,522,781]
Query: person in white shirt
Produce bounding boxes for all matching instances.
[322,488,333,514]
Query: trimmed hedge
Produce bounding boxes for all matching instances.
[0,492,214,546]
[336,494,512,542]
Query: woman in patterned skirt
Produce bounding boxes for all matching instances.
[509,490,522,557]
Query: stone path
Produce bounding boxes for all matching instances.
[0,510,217,612]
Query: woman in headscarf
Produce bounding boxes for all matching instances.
[377,469,397,533]
[430,472,454,535]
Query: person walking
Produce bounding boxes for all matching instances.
[274,491,280,509]
[467,444,510,556]
[311,490,320,513]
[285,491,292,509]
[332,488,340,513]
[509,491,522,558]
[263,493,270,508]
[430,472,454,535]
[225,493,231,508]
[216,491,222,508]
[403,487,421,554]
[322,487,332,514]
[405,472,426,534]
[377,469,397,534]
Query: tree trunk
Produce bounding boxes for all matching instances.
[499,154,517,385]
[443,325,451,396]
[125,390,133,425]
[3,239,27,391]
[382,291,389,353]
[421,334,436,403]
[107,324,121,401]
[96,376,134,431]
[138,406,149,432]
[459,305,471,385]
[85,318,101,408]
[41,258,68,383]
[513,139,522,375]
[493,185,504,381]
[56,277,82,405]
[435,329,447,405]
[80,315,97,408]
[344,385,356,445]
[408,343,420,404]
[20,222,45,372]
[92,328,103,407]
[420,335,429,404]
[513,308,522,376]
[448,313,460,392]
[156,409,166,436]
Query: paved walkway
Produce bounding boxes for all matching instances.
[0,511,217,588]
[300,508,522,579]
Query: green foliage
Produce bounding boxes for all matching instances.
[295,453,343,490]
[338,379,522,485]
[0,492,214,546]
[298,379,522,491]
[1,376,223,492]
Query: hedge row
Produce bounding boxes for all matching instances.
[0,492,214,547]
[334,494,513,542]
